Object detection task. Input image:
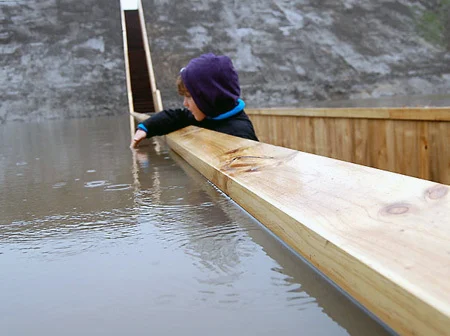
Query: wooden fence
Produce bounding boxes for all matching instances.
[247,108,450,185]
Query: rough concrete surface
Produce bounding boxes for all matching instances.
[0,0,128,123]
[1,1,450,124]
[142,0,450,109]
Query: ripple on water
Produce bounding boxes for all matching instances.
[84,180,108,188]
[52,182,67,188]
[105,184,131,191]
[1,208,138,249]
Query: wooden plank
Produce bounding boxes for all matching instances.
[248,114,450,184]
[168,148,394,335]
[353,118,369,166]
[130,111,149,123]
[419,122,430,181]
[394,121,418,178]
[312,117,328,157]
[119,8,136,132]
[166,126,450,336]
[246,107,450,121]
[433,122,450,183]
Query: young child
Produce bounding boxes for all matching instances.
[130,53,259,148]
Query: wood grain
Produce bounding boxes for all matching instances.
[248,112,450,184]
[166,126,450,336]
[119,8,136,132]
[247,107,450,121]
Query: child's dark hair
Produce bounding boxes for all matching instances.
[176,76,190,97]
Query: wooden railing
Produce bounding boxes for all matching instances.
[247,108,450,184]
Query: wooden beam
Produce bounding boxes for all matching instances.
[246,107,450,121]
[168,149,394,334]
[165,126,450,336]
[119,8,136,132]
[130,110,148,123]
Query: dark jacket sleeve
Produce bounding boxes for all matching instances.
[138,108,194,137]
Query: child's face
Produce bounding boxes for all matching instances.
[183,95,206,121]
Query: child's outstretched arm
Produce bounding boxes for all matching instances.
[130,108,193,148]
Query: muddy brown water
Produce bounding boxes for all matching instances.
[0,115,394,335]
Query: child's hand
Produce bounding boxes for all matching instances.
[130,129,147,148]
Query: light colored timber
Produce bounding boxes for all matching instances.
[246,107,450,121]
[247,111,450,184]
[168,149,391,334]
[155,89,163,112]
[130,110,148,123]
[119,7,136,132]
[164,126,450,336]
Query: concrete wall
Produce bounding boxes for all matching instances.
[0,0,128,123]
[141,0,450,109]
[2,0,450,123]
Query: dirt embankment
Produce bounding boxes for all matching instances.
[0,0,127,123]
[143,0,450,108]
[1,1,449,123]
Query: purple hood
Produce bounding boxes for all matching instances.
[180,53,241,118]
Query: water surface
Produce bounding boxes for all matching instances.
[0,116,393,335]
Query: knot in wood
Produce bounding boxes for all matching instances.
[426,185,448,200]
[221,155,277,173]
[381,203,411,216]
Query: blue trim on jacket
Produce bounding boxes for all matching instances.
[209,99,245,120]
[137,123,148,133]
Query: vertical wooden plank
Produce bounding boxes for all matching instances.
[119,8,136,132]
[327,118,338,160]
[353,118,369,166]
[442,122,450,185]
[248,115,265,144]
[384,120,395,174]
[418,121,430,181]
[280,116,290,147]
[435,121,450,184]
[428,122,440,183]
[277,116,284,147]
[395,121,419,178]
[270,115,279,146]
[259,115,270,144]
[286,116,299,149]
[298,116,315,154]
[368,120,388,170]
[334,118,353,162]
[312,117,328,157]
[393,120,405,176]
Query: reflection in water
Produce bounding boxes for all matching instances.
[0,116,393,335]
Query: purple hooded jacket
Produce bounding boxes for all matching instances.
[137,53,258,141]
[180,53,240,118]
